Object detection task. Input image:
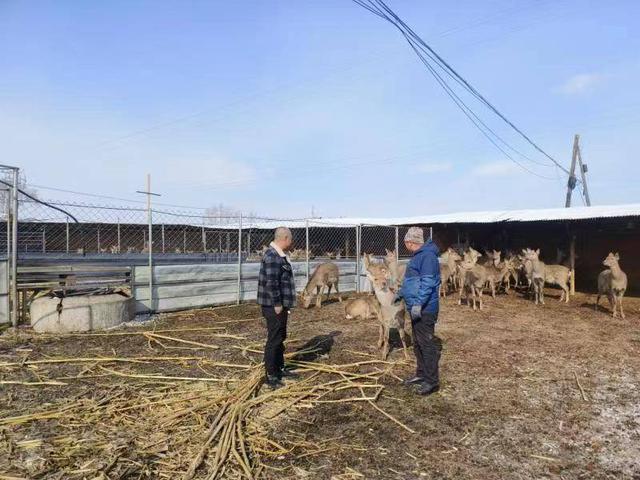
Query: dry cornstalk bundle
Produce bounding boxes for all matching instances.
[1,326,408,480]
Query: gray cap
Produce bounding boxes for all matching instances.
[404,227,424,244]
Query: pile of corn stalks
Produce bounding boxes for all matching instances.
[0,325,411,479]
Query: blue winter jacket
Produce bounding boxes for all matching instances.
[399,241,441,314]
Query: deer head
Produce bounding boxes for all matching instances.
[603,252,620,268]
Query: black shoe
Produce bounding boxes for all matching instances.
[265,375,284,390]
[403,376,425,386]
[279,368,300,379]
[416,382,440,396]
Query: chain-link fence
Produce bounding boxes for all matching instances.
[8,190,422,319]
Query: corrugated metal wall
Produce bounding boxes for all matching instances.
[131,260,359,313]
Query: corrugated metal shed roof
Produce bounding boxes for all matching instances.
[317,203,640,227]
[21,203,640,228]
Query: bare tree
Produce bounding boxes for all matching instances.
[204,203,258,226]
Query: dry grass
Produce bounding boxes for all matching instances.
[1,288,639,479]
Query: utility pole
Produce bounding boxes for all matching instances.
[576,138,591,206]
[565,134,591,207]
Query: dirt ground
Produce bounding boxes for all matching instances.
[1,287,639,479]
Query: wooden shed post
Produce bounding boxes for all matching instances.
[570,234,576,295]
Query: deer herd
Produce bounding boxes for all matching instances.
[296,246,629,359]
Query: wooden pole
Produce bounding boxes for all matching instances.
[569,233,576,295]
[576,142,591,206]
[565,135,579,208]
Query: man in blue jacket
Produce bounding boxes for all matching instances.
[396,227,441,396]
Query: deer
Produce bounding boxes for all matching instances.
[483,252,513,299]
[457,258,488,310]
[383,249,406,290]
[522,249,547,305]
[363,254,411,359]
[439,247,462,297]
[523,248,571,303]
[345,296,382,321]
[363,253,386,295]
[596,252,628,319]
[109,245,120,254]
[300,262,342,308]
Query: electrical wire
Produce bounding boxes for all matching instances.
[0,180,79,223]
[354,0,572,179]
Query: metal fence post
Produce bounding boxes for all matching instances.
[66,217,70,253]
[11,169,18,327]
[355,225,361,293]
[237,214,242,305]
[395,226,399,261]
[97,225,100,252]
[161,224,165,253]
[202,222,206,253]
[429,226,433,242]
[183,228,187,253]
[117,219,121,253]
[42,227,46,253]
[146,175,154,313]
[305,219,310,282]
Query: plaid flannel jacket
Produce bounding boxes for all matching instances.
[257,247,296,308]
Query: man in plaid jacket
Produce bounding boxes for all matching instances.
[257,227,297,389]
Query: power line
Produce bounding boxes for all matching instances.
[27,184,212,210]
[354,0,572,179]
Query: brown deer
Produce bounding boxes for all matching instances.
[383,249,406,290]
[457,259,488,310]
[439,247,461,297]
[596,252,628,318]
[523,249,546,305]
[364,254,411,359]
[300,262,342,308]
[523,248,571,303]
[483,254,513,298]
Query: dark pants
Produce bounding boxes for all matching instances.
[262,306,288,377]
[412,310,440,385]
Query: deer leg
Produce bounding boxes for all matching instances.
[334,282,342,302]
[491,281,496,299]
[326,284,332,303]
[595,293,600,311]
[607,293,615,316]
[471,287,477,311]
[377,324,384,348]
[316,285,323,308]
[381,326,390,360]
[478,288,484,310]
[619,294,626,319]
[399,327,409,360]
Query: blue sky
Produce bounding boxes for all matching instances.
[1,0,639,218]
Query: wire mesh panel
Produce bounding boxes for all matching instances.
[17,199,147,260]
[306,219,359,293]
[360,224,399,257]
